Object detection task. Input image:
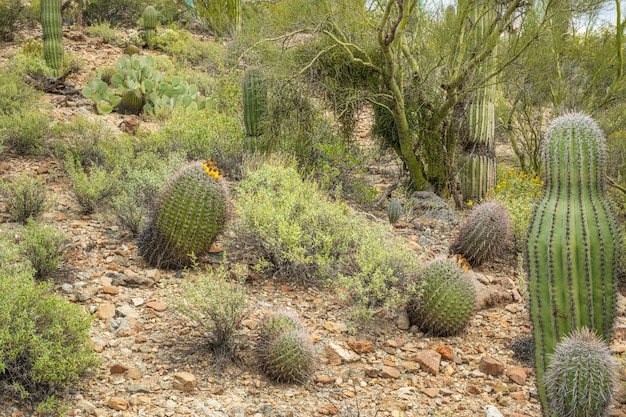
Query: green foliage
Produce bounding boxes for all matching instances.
[0,109,50,155]
[152,29,226,68]
[0,0,25,41]
[231,160,419,314]
[193,0,241,37]
[405,258,476,336]
[138,159,228,268]
[387,199,402,225]
[82,54,207,115]
[176,264,247,360]
[606,130,626,186]
[86,22,119,44]
[64,156,119,214]
[545,328,616,417]
[0,174,48,224]
[84,0,148,27]
[527,113,620,415]
[0,66,41,116]
[450,201,512,266]
[0,237,96,413]
[19,219,68,280]
[488,166,544,252]
[51,116,112,168]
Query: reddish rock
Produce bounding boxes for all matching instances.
[96,303,116,320]
[381,365,401,379]
[435,344,454,361]
[325,342,359,365]
[466,385,482,395]
[102,285,120,295]
[479,355,505,376]
[107,397,128,411]
[510,391,526,401]
[365,367,380,378]
[146,301,167,311]
[127,368,142,380]
[409,349,441,376]
[315,375,334,384]
[421,387,439,398]
[347,340,375,354]
[508,367,528,385]
[110,364,128,374]
[385,338,405,348]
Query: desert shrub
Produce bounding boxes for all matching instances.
[64,156,119,214]
[0,67,41,116]
[84,0,148,27]
[488,166,544,252]
[86,21,119,44]
[0,109,50,155]
[230,160,419,315]
[0,174,48,224]
[607,130,626,186]
[52,116,113,169]
[19,219,68,280]
[176,264,247,361]
[0,237,96,414]
[153,28,226,68]
[0,0,24,41]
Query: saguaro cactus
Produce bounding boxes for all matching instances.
[143,6,158,49]
[41,0,64,77]
[526,113,620,415]
[242,68,266,137]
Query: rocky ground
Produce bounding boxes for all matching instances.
[1,27,626,417]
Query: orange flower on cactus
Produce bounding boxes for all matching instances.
[201,159,222,180]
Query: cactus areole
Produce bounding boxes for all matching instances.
[526,113,620,416]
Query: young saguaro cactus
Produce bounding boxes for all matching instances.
[41,0,64,77]
[143,6,158,49]
[242,67,267,137]
[138,159,227,268]
[526,113,620,416]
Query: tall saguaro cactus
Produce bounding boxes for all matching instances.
[41,0,64,77]
[242,68,266,137]
[526,113,620,416]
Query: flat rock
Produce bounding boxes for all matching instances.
[409,349,441,376]
[508,367,528,385]
[421,387,439,398]
[107,397,128,411]
[347,339,375,354]
[172,371,197,392]
[479,356,505,376]
[96,303,116,320]
[325,342,360,365]
[381,365,401,379]
[146,300,168,311]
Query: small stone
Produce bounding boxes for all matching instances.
[365,367,380,377]
[57,212,68,221]
[76,399,97,414]
[315,375,334,384]
[242,318,259,330]
[505,303,520,313]
[230,403,246,417]
[325,342,360,365]
[381,365,401,379]
[107,397,128,411]
[396,309,410,330]
[409,349,441,376]
[131,297,144,306]
[116,304,140,319]
[510,391,526,401]
[508,367,528,385]
[145,269,161,282]
[172,371,197,392]
[479,356,505,376]
[90,337,106,352]
[127,368,142,380]
[348,340,375,354]
[435,344,454,361]
[485,405,504,417]
[421,387,439,398]
[102,285,120,295]
[110,364,128,374]
[324,321,348,333]
[402,361,421,373]
[96,303,116,320]
[385,338,404,348]
[146,301,167,311]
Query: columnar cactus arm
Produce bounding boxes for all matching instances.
[41,0,64,77]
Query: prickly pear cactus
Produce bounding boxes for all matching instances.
[450,201,511,266]
[41,0,64,77]
[143,6,158,49]
[405,258,476,336]
[138,159,227,268]
[387,199,403,225]
[242,68,266,137]
[527,113,620,416]
[545,328,616,417]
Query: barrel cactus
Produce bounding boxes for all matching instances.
[450,201,511,266]
[41,0,64,77]
[143,6,158,49]
[387,199,403,225]
[138,159,227,268]
[259,328,317,384]
[545,328,616,417]
[405,258,476,336]
[526,113,620,415]
[119,89,143,114]
[242,68,266,137]
[259,311,304,344]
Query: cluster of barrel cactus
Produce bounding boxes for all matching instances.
[450,201,511,266]
[257,311,317,384]
[526,113,620,416]
[41,0,64,77]
[138,159,227,268]
[405,257,476,336]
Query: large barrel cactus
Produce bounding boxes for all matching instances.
[143,6,158,49]
[545,328,616,417]
[242,68,266,137]
[527,113,620,415]
[138,159,227,268]
[41,0,64,77]
[405,258,476,336]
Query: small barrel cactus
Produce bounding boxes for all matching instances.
[387,199,403,225]
[259,311,303,343]
[41,0,64,77]
[119,89,143,114]
[242,68,267,137]
[138,159,227,268]
[527,113,620,415]
[124,44,141,56]
[450,201,511,266]
[405,258,476,336]
[143,6,158,49]
[545,328,616,417]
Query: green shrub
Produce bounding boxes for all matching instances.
[0,174,48,224]
[0,237,97,414]
[153,29,226,69]
[64,156,119,214]
[52,116,112,169]
[0,109,50,155]
[176,264,247,361]
[231,160,419,315]
[19,219,68,280]
[0,0,24,41]
[488,166,544,252]
[84,0,148,27]
[86,21,119,44]
[0,67,41,116]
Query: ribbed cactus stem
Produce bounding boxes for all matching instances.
[242,68,266,137]
[527,113,619,416]
[41,0,64,77]
[143,6,158,48]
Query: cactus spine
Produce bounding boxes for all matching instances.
[526,113,620,416]
[545,328,616,417]
[143,6,158,49]
[41,0,64,77]
[242,68,266,137]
